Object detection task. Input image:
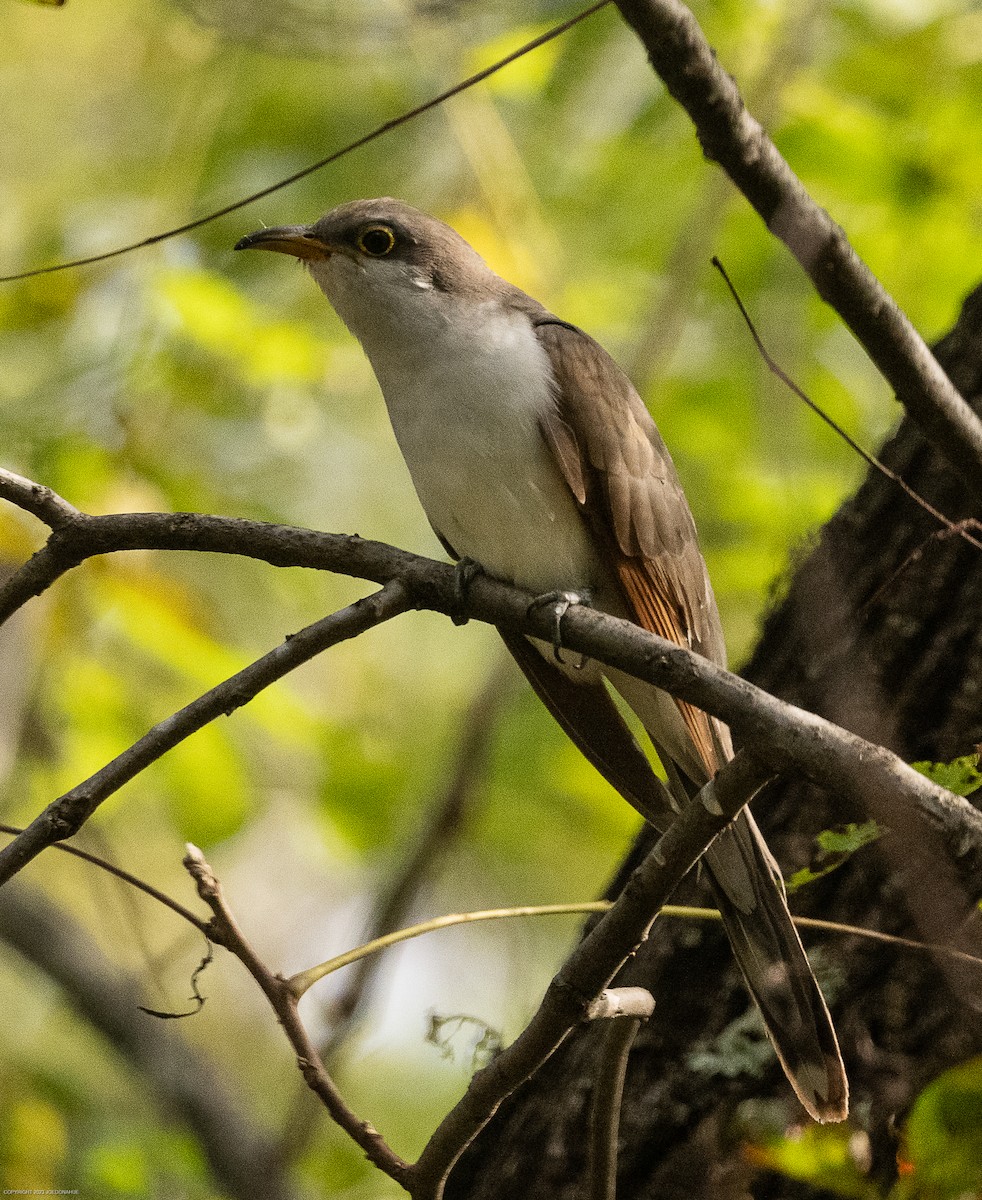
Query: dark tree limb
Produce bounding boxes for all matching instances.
[0,488,978,894]
[613,0,982,502]
[406,753,771,1200]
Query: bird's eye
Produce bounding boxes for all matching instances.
[357,225,396,257]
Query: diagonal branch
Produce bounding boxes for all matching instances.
[613,0,982,502]
[0,821,207,931]
[183,846,410,1187]
[406,752,771,1200]
[0,489,979,892]
[0,580,410,887]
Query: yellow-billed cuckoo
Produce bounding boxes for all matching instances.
[236,198,847,1122]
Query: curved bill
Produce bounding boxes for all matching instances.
[234,226,332,261]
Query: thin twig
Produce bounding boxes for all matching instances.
[287,901,982,1004]
[861,517,982,612]
[12,820,972,986]
[0,2,610,284]
[0,581,410,887]
[712,258,982,555]
[183,846,410,1186]
[613,0,982,502]
[0,822,208,932]
[288,903,612,998]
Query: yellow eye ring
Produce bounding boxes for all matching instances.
[357,225,396,257]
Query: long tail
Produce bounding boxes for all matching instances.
[498,630,847,1121]
[703,810,848,1122]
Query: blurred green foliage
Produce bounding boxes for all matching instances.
[748,1056,982,1199]
[1,0,981,1195]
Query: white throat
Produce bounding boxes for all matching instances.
[309,255,599,594]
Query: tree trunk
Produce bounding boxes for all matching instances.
[444,283,982,1199]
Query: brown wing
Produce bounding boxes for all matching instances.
[535,319,728,777]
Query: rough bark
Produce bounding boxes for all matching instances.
[443,283,982,1199]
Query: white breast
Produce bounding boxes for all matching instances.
[366,302,599,595]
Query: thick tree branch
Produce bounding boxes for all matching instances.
[613,0,982,502]
[0,879,299,1200]
[0,580,410,887]
[0,489,979,892]
[406,753,770,1200]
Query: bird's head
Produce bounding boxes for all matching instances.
[235,198,498,346]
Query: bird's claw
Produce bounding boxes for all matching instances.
[451,558,483,625]
[527,589,591,663]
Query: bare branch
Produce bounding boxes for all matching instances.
[406,752,771,1200]
[613,0,982,501]
[0,495,978,890]
[0,822,208,932]
[0,510,419,628]
[0,581,410,887]
[183,846,410,1187]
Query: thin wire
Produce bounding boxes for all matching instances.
[0,1,611,284]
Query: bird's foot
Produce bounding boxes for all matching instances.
[527,589,591,664]
[451,557,484,625]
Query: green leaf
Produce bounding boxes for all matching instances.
[786,821,884,893]
[815,821,885,855]
[896,1056,982,1198]
[911,754,982,797]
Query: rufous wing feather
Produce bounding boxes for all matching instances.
[535,318,727,778]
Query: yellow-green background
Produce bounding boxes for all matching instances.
[1,0,980,1194]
